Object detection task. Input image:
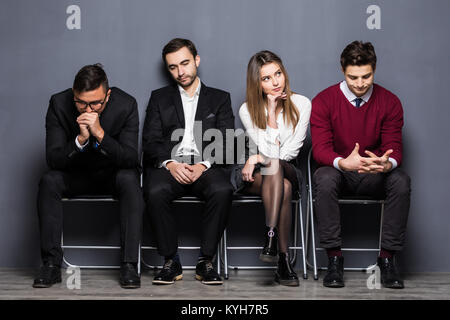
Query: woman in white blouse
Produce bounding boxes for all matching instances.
[237,50,311,286]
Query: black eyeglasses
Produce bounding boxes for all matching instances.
[74,91,109,111]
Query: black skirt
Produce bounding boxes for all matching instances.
[230,160,301,195]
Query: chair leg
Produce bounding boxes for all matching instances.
[298,200,308,280]
[223,229,229,280]
[217,240,221,276]
[137,242,141,275]
[308,189,319,280]
[378,203,385,252]
[290,200,298,266]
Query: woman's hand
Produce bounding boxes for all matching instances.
[241,154,263,182]
[266,92,287,131]
[266,91,287,115]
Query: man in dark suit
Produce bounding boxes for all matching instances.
[143,38,235,285]
[34,64,143,289]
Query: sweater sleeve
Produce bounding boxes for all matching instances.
[310,95,342,166]
[380,95,404,166]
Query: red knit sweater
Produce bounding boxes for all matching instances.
[311,83,404,167]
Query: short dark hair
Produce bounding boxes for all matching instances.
[340,41,377,71]
[73,63,109,93]
[162,38,198,65]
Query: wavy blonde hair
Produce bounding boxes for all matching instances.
[246,50,299,130]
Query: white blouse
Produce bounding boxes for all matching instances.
[239,94,311,161]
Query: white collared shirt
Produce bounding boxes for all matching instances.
[239,94,311,161]
[333,81,397,171]
[339,80,373,107]
[161,78,211,170]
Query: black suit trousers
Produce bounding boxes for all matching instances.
[37,168,143,266]
[313,167,411,251]
[143,167,233,258]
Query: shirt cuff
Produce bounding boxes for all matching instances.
[389,158,398,171]
[333,157,344,172]
[75,136,89,151]
[198,161,211,171]
[161,159,177,170]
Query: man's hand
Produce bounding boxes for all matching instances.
[359,149,393,174]
[338,143,365,172]
[77,112,105,142]
[77,124,90,145]
[166,162,194,184]
[186,163,207,183]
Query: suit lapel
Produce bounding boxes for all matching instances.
[62,90,81,135]
[97,88,115,133]
[171,85,185,128]
[194,82,208,121]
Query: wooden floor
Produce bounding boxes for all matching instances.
[0,268,449,300]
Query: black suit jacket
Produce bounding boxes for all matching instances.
[142,82,235,168]
[45,87,139,172]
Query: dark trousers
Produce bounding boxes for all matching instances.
[37,168,143,266]
[313,167,411,251]
[143,167,233,258]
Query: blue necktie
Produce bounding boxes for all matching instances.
[354,98,363,108]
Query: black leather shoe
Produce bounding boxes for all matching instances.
[377,257,404,289]
[323,256,345,288]
[33,263,62,288]
[195,260,223,285]
[259,227,278,263]
[152,259,183,285]
[275,252,299,286]
[119,263,140,289]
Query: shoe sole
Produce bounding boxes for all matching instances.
[259,253,278,263]
[32,278,62,288]
[120,282,141,289]
[381,281,404,289]
[274,274,299,287]
[195,275,223,285]
[275,278,300,287]
[323,282,345,288]
[152,274,183,285]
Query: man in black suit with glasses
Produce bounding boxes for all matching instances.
[34,64,143,289]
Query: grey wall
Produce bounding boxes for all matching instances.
[1,0,449,272]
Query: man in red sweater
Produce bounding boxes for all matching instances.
[311,41,411,289]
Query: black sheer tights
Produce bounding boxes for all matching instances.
[243,159,298,253]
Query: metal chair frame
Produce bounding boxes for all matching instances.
[305,149,385,280]
[140,196,222,274]
[223,193,307,280]
[61,196,142,275]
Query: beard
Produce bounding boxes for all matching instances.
[176,69,198,89]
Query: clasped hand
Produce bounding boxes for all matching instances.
[167,162,206,184]
[76,112,104,144]
[338,143,393,174]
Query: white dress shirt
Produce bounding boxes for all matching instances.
[239,94,311,161]
[161,79,211,170]
[333,81,397,171]
[75,136,89,150]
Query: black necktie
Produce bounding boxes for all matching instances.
[354,98,363,108]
